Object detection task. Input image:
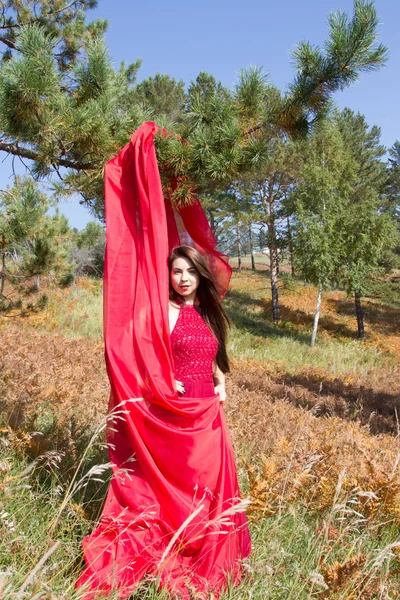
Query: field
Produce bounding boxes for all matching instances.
[1,269,400,599]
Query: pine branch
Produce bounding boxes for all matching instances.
[0,1,90,31]
[48,1,84,17]
[0,33,17,50]
[0,140,95,171]
[0,23,20,30]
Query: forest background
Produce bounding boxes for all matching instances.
[0,1,400,599]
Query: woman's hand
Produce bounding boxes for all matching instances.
[214,383,226,403]
[175,380,186,394]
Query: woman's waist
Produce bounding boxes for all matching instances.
[177,378,215,399]
[174,364,214,381]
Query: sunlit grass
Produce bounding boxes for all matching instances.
[224,269,396,381]
[1,270,400,598]
[228,324,391,377]
[39,279,103,341]
[24,273,397,386]
[2,419,400,599]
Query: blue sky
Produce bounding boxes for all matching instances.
[1,0,398,228]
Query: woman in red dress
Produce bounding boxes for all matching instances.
[169,245,229,402]
[75,123,251,600]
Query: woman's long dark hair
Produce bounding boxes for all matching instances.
[168,245,231,374]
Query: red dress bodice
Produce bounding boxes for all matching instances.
[170,303,218,383]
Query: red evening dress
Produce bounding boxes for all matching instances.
[171,303,218,399]
[75,122,251,600]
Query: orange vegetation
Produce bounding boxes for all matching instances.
[1,274,400,597]
[1,325,400,526]
[230,268,400,361]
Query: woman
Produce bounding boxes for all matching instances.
[168,245,228,403]
[76,122,251,600]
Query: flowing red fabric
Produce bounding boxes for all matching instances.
[75,122,251,599]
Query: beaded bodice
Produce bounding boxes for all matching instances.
[170,303,218,382]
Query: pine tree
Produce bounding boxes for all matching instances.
[0,1,144,218]
[335,110,398,338]
[292,123,354,346]
[0,177,74,310]
[0,0,105,70]
[0,1,388,219]
[75,220,104,249]
[133,74,186,121]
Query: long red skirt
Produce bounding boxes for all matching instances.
[75,380,251,599]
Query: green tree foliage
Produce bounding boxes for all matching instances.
[199,186,234,244]
[293,124,352,288]
[73,220,105,276]
[336,108,386,190]
[0,1,388,220]
[293,117,398,342]
[133,74,186,121]
[334,110,398,337]
[383,142,400,267]
[339,189,397,338]
[386,142,400,220]
[0,177,74,311]
[75,220,104,248]
[187,72,231,104]
[0,0,105,70]
[289,1,387,124]
[292,123,355,345]
[0,1,144,218]
[21,208,72,278]
[246,139,300,321]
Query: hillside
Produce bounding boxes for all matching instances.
[1,271,400,599]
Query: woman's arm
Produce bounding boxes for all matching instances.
[213,360,226,402]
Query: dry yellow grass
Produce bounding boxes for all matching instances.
[2,324,400,527]
[1,274,400,598]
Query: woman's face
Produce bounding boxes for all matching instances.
[170,256,200,302]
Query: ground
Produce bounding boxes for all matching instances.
[0,269,400,599]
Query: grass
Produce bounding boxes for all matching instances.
[365,273,400,310]
[228,320,389,379]
[2,416,400,600]
[1,270,400,599]
[226,269,398,383]
[11,278,104,342]
[12,270,398,385]
[45,279,103,341]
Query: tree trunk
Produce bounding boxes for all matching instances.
[268,224,280,322]
[287,215,295,277]
[0,251,5,295]
[311,288,322,347]
[258,227,265,249]
[236,225,242,272]
[355,291,365,339]
[249,225,255,271]
[261,181,280,322]
[208,209,216,237]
